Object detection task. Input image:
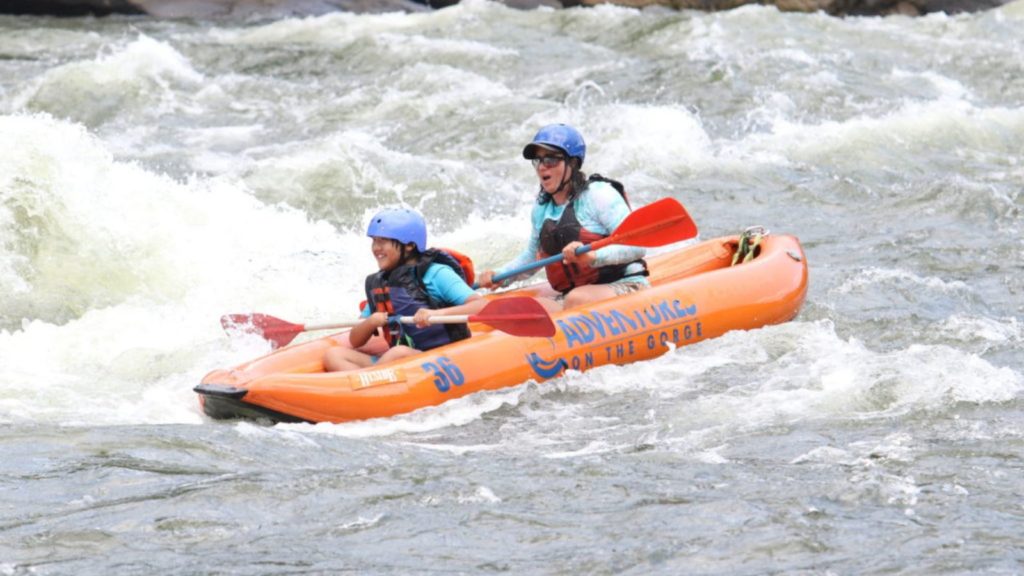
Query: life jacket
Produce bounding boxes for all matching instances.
[364,248,473,351]
[538,174,648,294]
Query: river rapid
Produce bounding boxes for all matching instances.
[1,1,1023,573]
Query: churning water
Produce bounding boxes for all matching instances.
[1,1,1022,573]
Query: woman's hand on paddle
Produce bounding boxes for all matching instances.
[476,270,497,289]
[563,241,595,267]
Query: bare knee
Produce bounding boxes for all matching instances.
[324,346,371,372]
[563,285,615,310]
[537,297,563,313]
[378,345,418,363]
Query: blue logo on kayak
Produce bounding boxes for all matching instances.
[526,353,567,379]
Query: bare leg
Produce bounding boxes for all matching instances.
[376,345,420,364]
[534,296,563,313]
[563,284,618,310]
[323,346,376,372]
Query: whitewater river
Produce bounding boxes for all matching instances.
[1,1,1022,573]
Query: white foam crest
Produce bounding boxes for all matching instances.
[457,486,502,504]
[0,286,313,426]
[0,114,377,425]
[544,320,1017,457]
[0,311,185,425]
[793,432,925,509]
[0,28,106,63]
[643,5,817,60]
[832,266,971,296]
[376,62,513,118]
[648,12,727,59]
[377,32,517,61]
[889,68,972,102]
[12,35,202,122]
[733,99,1024,169]
[333,514,384,533]
[232,421,323,447]
[936,315,1023,345]
[210,11,417,46]
[791,445,854,466]
[543,440,619,459]
[241,127,512,225]
[521,104,712,184]
[428,207,536,273]
[207,3,503,49]
[672,321,1022,431]
[278,385,527,439]
[1002,0,1024,17]
[586,105,713,175]
[244,129,397,207]
[0,113,358,324]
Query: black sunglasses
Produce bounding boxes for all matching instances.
[531,155,565,168]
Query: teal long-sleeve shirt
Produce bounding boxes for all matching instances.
[496,181,648,286]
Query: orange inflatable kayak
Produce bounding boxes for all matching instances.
[195,233,808,423]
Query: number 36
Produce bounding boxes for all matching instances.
[422,357,465,392]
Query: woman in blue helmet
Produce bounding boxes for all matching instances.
[477,124,648,309]
[324,208,487,372]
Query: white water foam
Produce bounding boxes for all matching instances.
[273,318,1020,460]
[667,321,1021,427]
[279,385,528,440]
[0,113,370,425]
[12,35,203,127]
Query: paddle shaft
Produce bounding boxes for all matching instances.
[270,315,512,335]
[400,313,543,324]
[228,295,556,347]
[483,206,692,287]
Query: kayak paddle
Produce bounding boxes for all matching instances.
[222,296,555,349]
[477,197,697,288]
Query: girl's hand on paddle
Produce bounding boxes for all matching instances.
[369,312,389,328]
[412,308,433,327]
[563,241,595,267]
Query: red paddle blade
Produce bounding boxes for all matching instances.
[596,197,698,250]
[220,313,304,349]
[470,297,556,338]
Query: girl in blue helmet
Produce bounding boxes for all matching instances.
[477,124,648,309]
[324,208,487,372]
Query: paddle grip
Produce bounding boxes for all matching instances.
[479,244,595,288]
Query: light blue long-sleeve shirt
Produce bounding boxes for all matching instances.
[496,181,648,286]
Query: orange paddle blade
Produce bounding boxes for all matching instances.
[470,297,555,338]
[594,197,698,250]
[221,313,306,349]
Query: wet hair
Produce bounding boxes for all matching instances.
[396,240,421,264]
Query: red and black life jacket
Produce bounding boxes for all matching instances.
[364,248,474,350]
[538,175,648,294]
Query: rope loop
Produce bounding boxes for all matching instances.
[731,226,770,266]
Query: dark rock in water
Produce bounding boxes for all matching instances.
[0,0,1009,18]
[0,0,429,18]
[0,0,144,16]
[134,0,430,17]
[575,0,1010,14]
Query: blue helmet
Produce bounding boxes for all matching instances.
[366,208,427,252]
[522,124,586,166]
